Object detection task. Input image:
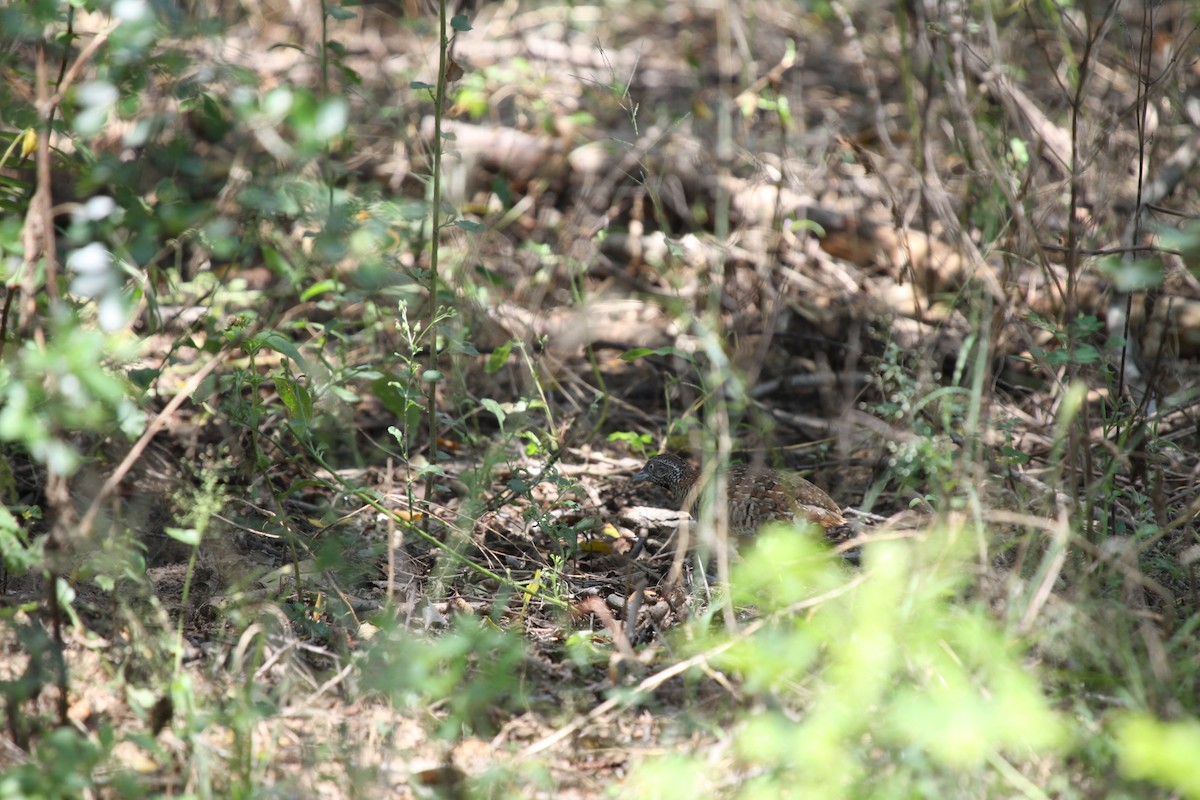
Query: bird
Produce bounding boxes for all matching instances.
[632,453,845,535]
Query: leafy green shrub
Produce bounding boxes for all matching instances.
[630,523,1066,797]
[360,615,527,740]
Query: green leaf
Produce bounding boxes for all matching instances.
[1158,222,1200,262]
[776,95,793,128]
[789,217,826,237]
[450,14,472,31]
[1071,344,1101,364]
[620,345,688,361]
[276,375,314,423]
[998,446,1030,465]
[0,506,41,575]
[414,461,447,480]
[1044,349,1070,367]
[165,526,201,546]
[485,341,513,374]
[313,97,349,142]
[127,367,160,389]
[255,331,308,371]
[300,278,342,301]
[1070,313,1104,337]
[1008,136,1029,167]
[454,219,485,233]
[261,246,295,278]
[1116,713,1200,798]
[481,398,505,430]
[410,81,434,90]
[1097,256,1163,292]
[398,201,429,221]
[607,430,651,451]
[372,373,422,425]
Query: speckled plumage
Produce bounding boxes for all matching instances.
[633,453,845,535]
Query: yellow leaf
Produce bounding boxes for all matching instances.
[20,127,37,158]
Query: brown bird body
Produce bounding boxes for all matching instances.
[633,453,845,535]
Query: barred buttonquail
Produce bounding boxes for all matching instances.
[633,453,845,535]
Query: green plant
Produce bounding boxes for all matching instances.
[0,726,106,799]
[1019,311,1109,371]
[607,429,653,456]
[628,523,1066,797]
[360,613,526,739]
[862,337,963,509]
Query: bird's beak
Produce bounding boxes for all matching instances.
[632,469,650,483]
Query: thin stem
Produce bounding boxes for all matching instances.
[425,0,449,507]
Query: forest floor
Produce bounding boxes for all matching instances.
[3,1,1200,797]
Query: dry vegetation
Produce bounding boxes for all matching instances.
[2,0,1200,797]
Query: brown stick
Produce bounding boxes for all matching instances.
[77,351,229,537]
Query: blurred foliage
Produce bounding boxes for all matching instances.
[632,524,1066,797]
[361,614,528,739]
